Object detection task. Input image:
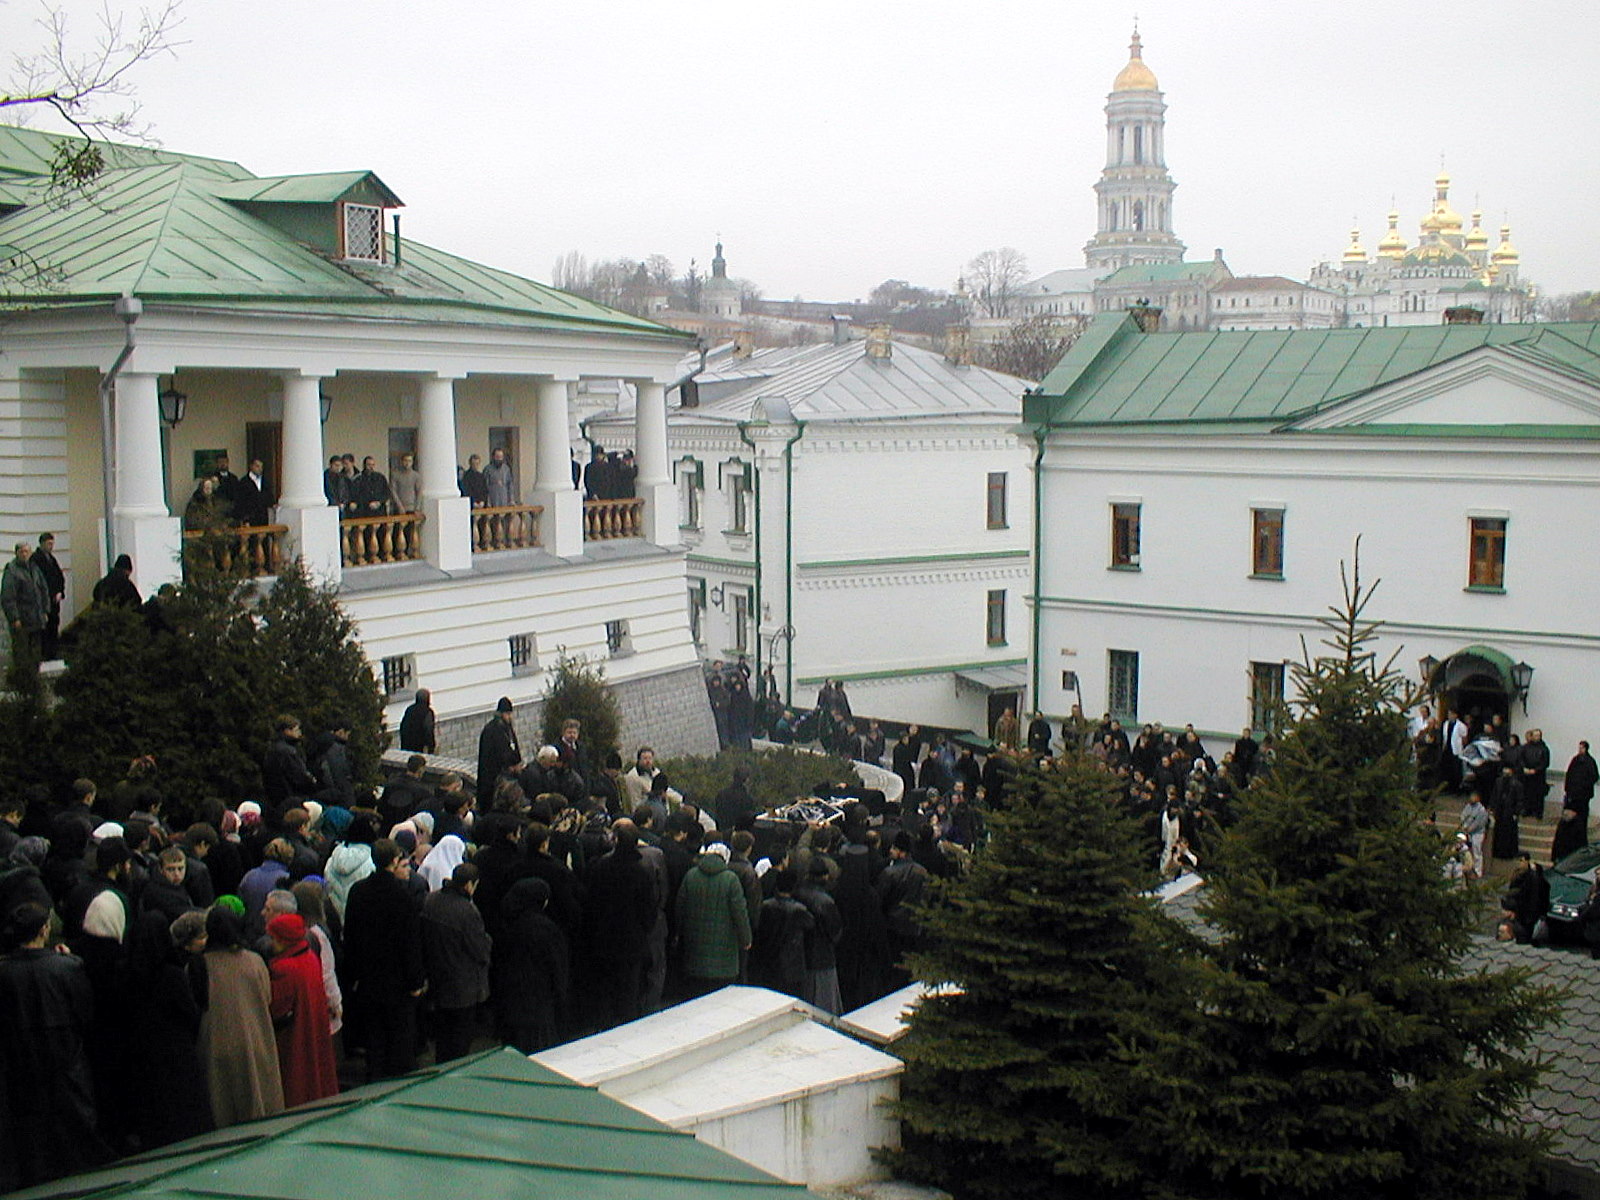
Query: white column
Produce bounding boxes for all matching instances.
[110,371,181,595]
[633,379,677,546]
[531,376,582,556]
[419,374,470,571]
[276,373,341,585]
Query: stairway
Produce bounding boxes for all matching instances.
[1430,794,1574,876]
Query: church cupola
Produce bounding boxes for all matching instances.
[1084,26,1185,271]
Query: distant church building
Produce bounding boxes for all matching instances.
[1018,33,1534,333]
[701,240,742,319]
[1308,174,1532,326]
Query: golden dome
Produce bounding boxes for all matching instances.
[1431,171,1462,233]
[1343,226,1367,263]
[1492,224,1520,264]
[1378,209,1407,259]
[1464,210,1488,250]
[1113,29,1160,91]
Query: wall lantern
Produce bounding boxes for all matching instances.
[1417,654,1439,687]
[319,390,334,424]
[1511,661,1535,714]
[158,378,188,428]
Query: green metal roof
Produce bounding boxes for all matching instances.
[213,171,403,206]
[1026,311,1600,429]
[1099,261,1222,286]
[0,124,682,340]
[7,1047,823,1200]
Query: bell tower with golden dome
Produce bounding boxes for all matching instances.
[1084,27,1186,270]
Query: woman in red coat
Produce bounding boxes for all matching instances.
[265,914,338,1107]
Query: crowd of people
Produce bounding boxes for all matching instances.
[4,681,1596,1191]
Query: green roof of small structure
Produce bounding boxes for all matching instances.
[6,1047,823,1200]
[1025,311,1600,430]
[0,125,681,340]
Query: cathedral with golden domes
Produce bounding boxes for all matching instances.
[1309,173,1533,326]
[1016,30,1535,331]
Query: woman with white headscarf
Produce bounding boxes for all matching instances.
[417,832,468,892]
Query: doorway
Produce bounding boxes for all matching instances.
[245,422,282,499]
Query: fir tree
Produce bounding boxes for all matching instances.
[1151,554,1559,1200]
[540,649,622,765]
[889,754,1191,1200]
[45,554,385,825]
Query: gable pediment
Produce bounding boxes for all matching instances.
[1284,345,1600,432]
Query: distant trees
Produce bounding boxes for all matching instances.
[1540,291,1600,321]
[976,313,1086,382]
[964,247,1029,319]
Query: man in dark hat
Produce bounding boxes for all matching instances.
[477,697,522,805]
[92,554,141,608]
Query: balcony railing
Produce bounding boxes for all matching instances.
[584,497,643,541]
[182,524,288,577]
[471,504,543,553]
[341,512,424,567]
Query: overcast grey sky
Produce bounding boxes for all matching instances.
[4,0,1596,301]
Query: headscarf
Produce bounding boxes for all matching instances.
[702,842,731,864]
[417,833,467,892]
[92,821,124,842]
[220,808,241,838]
[320,805,354,839]
[266,912,307,947]
[409,811,434,839]
[238,801,263,830]
[9,836,49,868]
[303,800,324,827]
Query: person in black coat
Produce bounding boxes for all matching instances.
[477,698,522,805]
[1553,741,1599,863]
[725,674,755,752]
[398,690,437,754]
[342,839,426,1080]
[91,554,141,608]
[491,877,570,1052]
[262,718,319,824]
[581,824,657,1031]
[124,910,213,1149]
[713,765,758,832]
[380,755,435,829]
[1520,729,1551,819]
[419,863,491,1064]
[0,903,111,1192]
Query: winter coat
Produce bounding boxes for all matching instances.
[0,557,49,631]
[491,879,570,1053]
[268,939,338,1107]
[751,895,812,998]
[674,854,752,981]
[199,948,284,1127]
[342,869,426,1009]
[420,885,492,1010]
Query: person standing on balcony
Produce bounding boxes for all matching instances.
[390,453,421,514]
[33,532,64,659]
[485,447,517,508]
[352,457,391,517]
[583,445,612,501]
[322,455,347,509]
[459,454,489,508]
[2,541,50,672]
[235,459,274,527]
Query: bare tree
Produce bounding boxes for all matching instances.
[977,313,1087,382]
[551,250,591,294]
[3,1,184,190]
[965,247,1029,319]
[644,253,675,290]
[1539,291,1600,322]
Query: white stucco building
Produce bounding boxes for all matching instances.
[590,327,1034,733]
[0,125,716,754]
[1022,308,1600,757]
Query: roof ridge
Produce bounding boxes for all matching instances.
[126,160,191,296]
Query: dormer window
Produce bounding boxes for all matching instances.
[341,202,384,262]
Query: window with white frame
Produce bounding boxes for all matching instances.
[687,578,707,646]
[342,203,384,262]
[605,619,632,657]
[509,632,537,677]
[723,459,752,535]
[1107,649,1139,723]
[676,458,704,530]
[732,587,751,654]
[380,653,415,702]
[1250,660,1287,734]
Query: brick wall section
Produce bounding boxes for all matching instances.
[428,662,719,766]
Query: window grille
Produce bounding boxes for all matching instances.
[1108,649,1139,722]
[343,203,383,262]
[380,653,415,701]
[605,619,632,656]
[509,633,536,677]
